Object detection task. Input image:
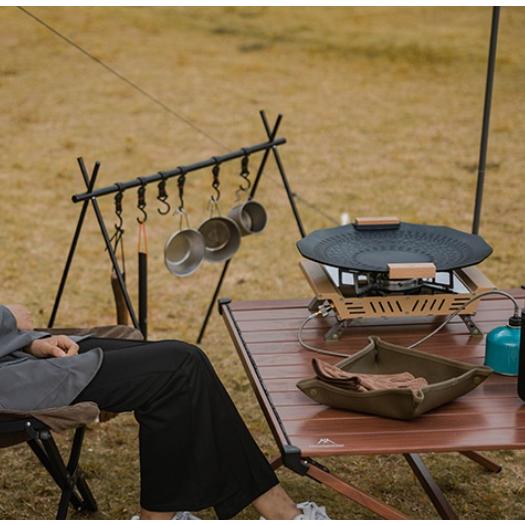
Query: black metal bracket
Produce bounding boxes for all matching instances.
[282,444,309,476]
[217,297,232,315]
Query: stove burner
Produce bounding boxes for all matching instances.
[372,275,424,293]
[332,268,456,297]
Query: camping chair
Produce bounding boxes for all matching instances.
[0,324,143,519]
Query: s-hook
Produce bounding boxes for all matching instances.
[211,157,221,203]
[236,148,251,199]
[137,177,148,224]
[108,183,125,250]
[177,169,186,212]
[157,172,171,215]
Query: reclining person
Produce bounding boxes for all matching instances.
[0,304,330,520]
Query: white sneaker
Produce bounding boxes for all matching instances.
[173,511,201,520]
[260,501,331,520]
[295,501,331,520]
[130,511,200,520]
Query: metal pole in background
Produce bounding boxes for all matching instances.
[260,111,306,238]
[472,6,501,235]
[48,161,100,327]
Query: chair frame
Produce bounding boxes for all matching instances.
[0,418,97,519]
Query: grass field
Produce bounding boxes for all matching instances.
[1,6,524,519]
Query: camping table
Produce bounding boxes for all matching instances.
[220,289,525,519]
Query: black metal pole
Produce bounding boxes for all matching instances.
[73,138,286,203]
[472,6,500,235]
[260,112,306,238]
[195,115,284,344]
[249,112,282,199]
[77,159,140,330]
[196,259,231,344]
[48,160,100,327]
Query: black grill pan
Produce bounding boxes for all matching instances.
[297,222,492,273]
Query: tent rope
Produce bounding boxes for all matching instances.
[17,6,341,227]
[17,6,227,150]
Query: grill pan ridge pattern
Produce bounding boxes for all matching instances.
[297,222,492,273]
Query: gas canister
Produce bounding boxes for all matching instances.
[485,315,521,376]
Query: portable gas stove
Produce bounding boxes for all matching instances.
[297,217,495,340]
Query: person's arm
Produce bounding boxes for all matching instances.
[4,304,33,331]
[0,304,78,358]
[26,335,79,358]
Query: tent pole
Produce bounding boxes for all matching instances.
[472,6,500,235]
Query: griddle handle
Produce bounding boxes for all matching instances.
[388,263,436,280]
[353,216,401,231]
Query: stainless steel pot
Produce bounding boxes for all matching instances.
[228,200,268,236]
[164,211,205,276]
[198,215,241,263]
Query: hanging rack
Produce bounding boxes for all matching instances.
[72,137,286,203]
[49,111,304,342]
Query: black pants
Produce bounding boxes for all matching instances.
[74,338,278,519]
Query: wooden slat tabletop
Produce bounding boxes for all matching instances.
[223,290,525,457]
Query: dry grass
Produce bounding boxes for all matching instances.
[0,6,524,519]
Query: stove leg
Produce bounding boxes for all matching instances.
[460,314,483,336]
[324,319,350,341]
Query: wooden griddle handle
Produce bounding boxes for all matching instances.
[353,216,400,230]
[388,262,436,280]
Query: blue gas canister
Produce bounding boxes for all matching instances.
[485,315,521,376]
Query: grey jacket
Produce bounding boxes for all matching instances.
[0,305,102,411]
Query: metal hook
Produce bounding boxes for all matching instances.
[156,172,171,215]
[177,170,186,212]
[239,148,251,192]
[114,183,125,232]
[136,177,148,224]
[107,183,125,251]
[211,158,221,203]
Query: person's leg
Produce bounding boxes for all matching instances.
[74,339,294,519]
[78,336,148,353]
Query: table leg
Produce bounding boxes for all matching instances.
[305,462,408,519]
[460,451,502,473]
[404,453,458,519]
[269,455,283,471]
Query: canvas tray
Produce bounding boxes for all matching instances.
[296,336,492,420]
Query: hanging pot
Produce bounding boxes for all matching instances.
[198,215,241,263]
[228,200,268,236]
[164,210,205,277]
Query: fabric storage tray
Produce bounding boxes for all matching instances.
[296,336,492,420]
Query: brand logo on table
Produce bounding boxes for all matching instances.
[312,437,344,448]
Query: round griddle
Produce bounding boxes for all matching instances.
[297,222,492,273]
